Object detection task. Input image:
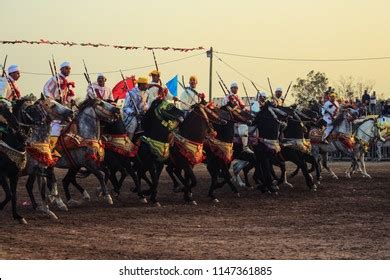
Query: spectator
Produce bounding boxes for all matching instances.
[382,100,390,116]
[369,91,377,114]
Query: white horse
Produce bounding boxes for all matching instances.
[348,118,385,178]
[311,109,357,179]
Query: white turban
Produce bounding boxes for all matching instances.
[257,91,267,98]
[275,87,283,92]
[7,64,19,74]
[97,73,105,78]
[60,61,71,68]
[230,81,238,88]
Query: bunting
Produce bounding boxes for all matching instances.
[0,39,204,52]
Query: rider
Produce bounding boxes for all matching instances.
[179,75,199,110]
[87,73,113,100]
[2,64,22,101]
[123,77,149,140]
[43,61,75,105]
[251,91,268,113]
[272,87,284,107]
[146,70,162,107]
[322,92,340,143]
[43,61,76,148]
[223,81,253,154]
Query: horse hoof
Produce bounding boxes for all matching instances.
[345,173,351,179]
[311,185,318,192]
[274,185,280,190]
[272,180,278,186]
[17,218,28,225]
[154,202,162,207]
[213,198,220,203]
[191,200,198,206]
[55,198,68,211]
[139,197,148,204]
[286,183,294,189]
[67,199,82,207]
[104,195,113,205]
[48,211,59,220]
[235,193,241,198]
[82,190,91,200]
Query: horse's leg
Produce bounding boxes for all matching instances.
[47,166,68,211]
[277,160,293,189]
[36,174,58,219]
[62,169,75,203]
[26,174,38,210]
[289,166,300,178]
[221,162,239,197]
[0,176,11,211]
[206,163,219,202]
[185,166,198,205]
[232,160,248,188]
[70,175,90,200]
[359,153,371,178]
[166,162,182,192]
[149,162,162,206]
[322,151,338,179]
[86,163,113,205]
[243,163,254,189]
[9,175,27,224]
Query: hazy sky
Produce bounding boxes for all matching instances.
[1,0,390,101]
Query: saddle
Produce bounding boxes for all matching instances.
[26,142,58,167]
[173,133,205,166]
[282,138,312,154]
[101,134,136,158]
[205,137,234,164]
[141,136,170,162]
[0,139,27,170]
[309,128,324,144]
[330,132,356,150]
[55,122,105,163]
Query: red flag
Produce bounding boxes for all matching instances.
[112,76,136,99]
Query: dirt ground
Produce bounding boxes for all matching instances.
[0,161,389,259]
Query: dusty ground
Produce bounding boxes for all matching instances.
[0,162,389,259]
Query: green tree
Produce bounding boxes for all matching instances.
[292,70,329,106]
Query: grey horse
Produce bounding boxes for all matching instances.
[53,98,119,205]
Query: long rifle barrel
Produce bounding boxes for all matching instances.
[120,70,140,116]
[1,55,8,77]
[267,77,274,98]
[242,82,250,106]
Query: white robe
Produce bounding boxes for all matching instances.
[87,82,113,100]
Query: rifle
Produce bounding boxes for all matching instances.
[120,70,140,116]
[283,81,293,102]
[82,59,98,98]
[151,50,162,86]
[218,81,227,96]
[250,80,259,92]
[1,55,8,77]
[51,56,63,102]
[242,82,250,106]
[267,77,274,98]
[216,71,231,94]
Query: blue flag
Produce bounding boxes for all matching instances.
[165,75,178,97]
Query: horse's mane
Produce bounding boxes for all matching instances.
[77,98,99,112]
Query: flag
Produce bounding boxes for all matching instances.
[165,75,178,97]
[112,76,136,99]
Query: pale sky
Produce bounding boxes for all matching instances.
[1,0,390,102]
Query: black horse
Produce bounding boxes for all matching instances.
[205,104,253,202]
[166,102,226,204]
[134,99,185,205]
[0,101,29,224]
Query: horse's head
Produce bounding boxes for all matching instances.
[200,102,227,126]
[223,104,253,125]
[155,100,185,123]
[37,93,74,122]
[93,99,120,123]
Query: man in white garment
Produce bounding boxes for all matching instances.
[87,73,113,100]
[122,77,149,140]
[43,61,75,105]
[272,87,284,107]
[0,64,22,101]
[322,92,340,142]
[179,75,199,109]
[146,70,161,107]
[223,81,253,154]
[251,91,268,113]
[43,61,76,139]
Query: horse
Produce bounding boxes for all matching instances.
[14,95,74,219]
[133,99,185,206]
[0,100,29,224]
[346,117,385,178]
[166,102,227,204]
[204,104,253,202]
[309,107,361,179]
[54,98,119,205]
